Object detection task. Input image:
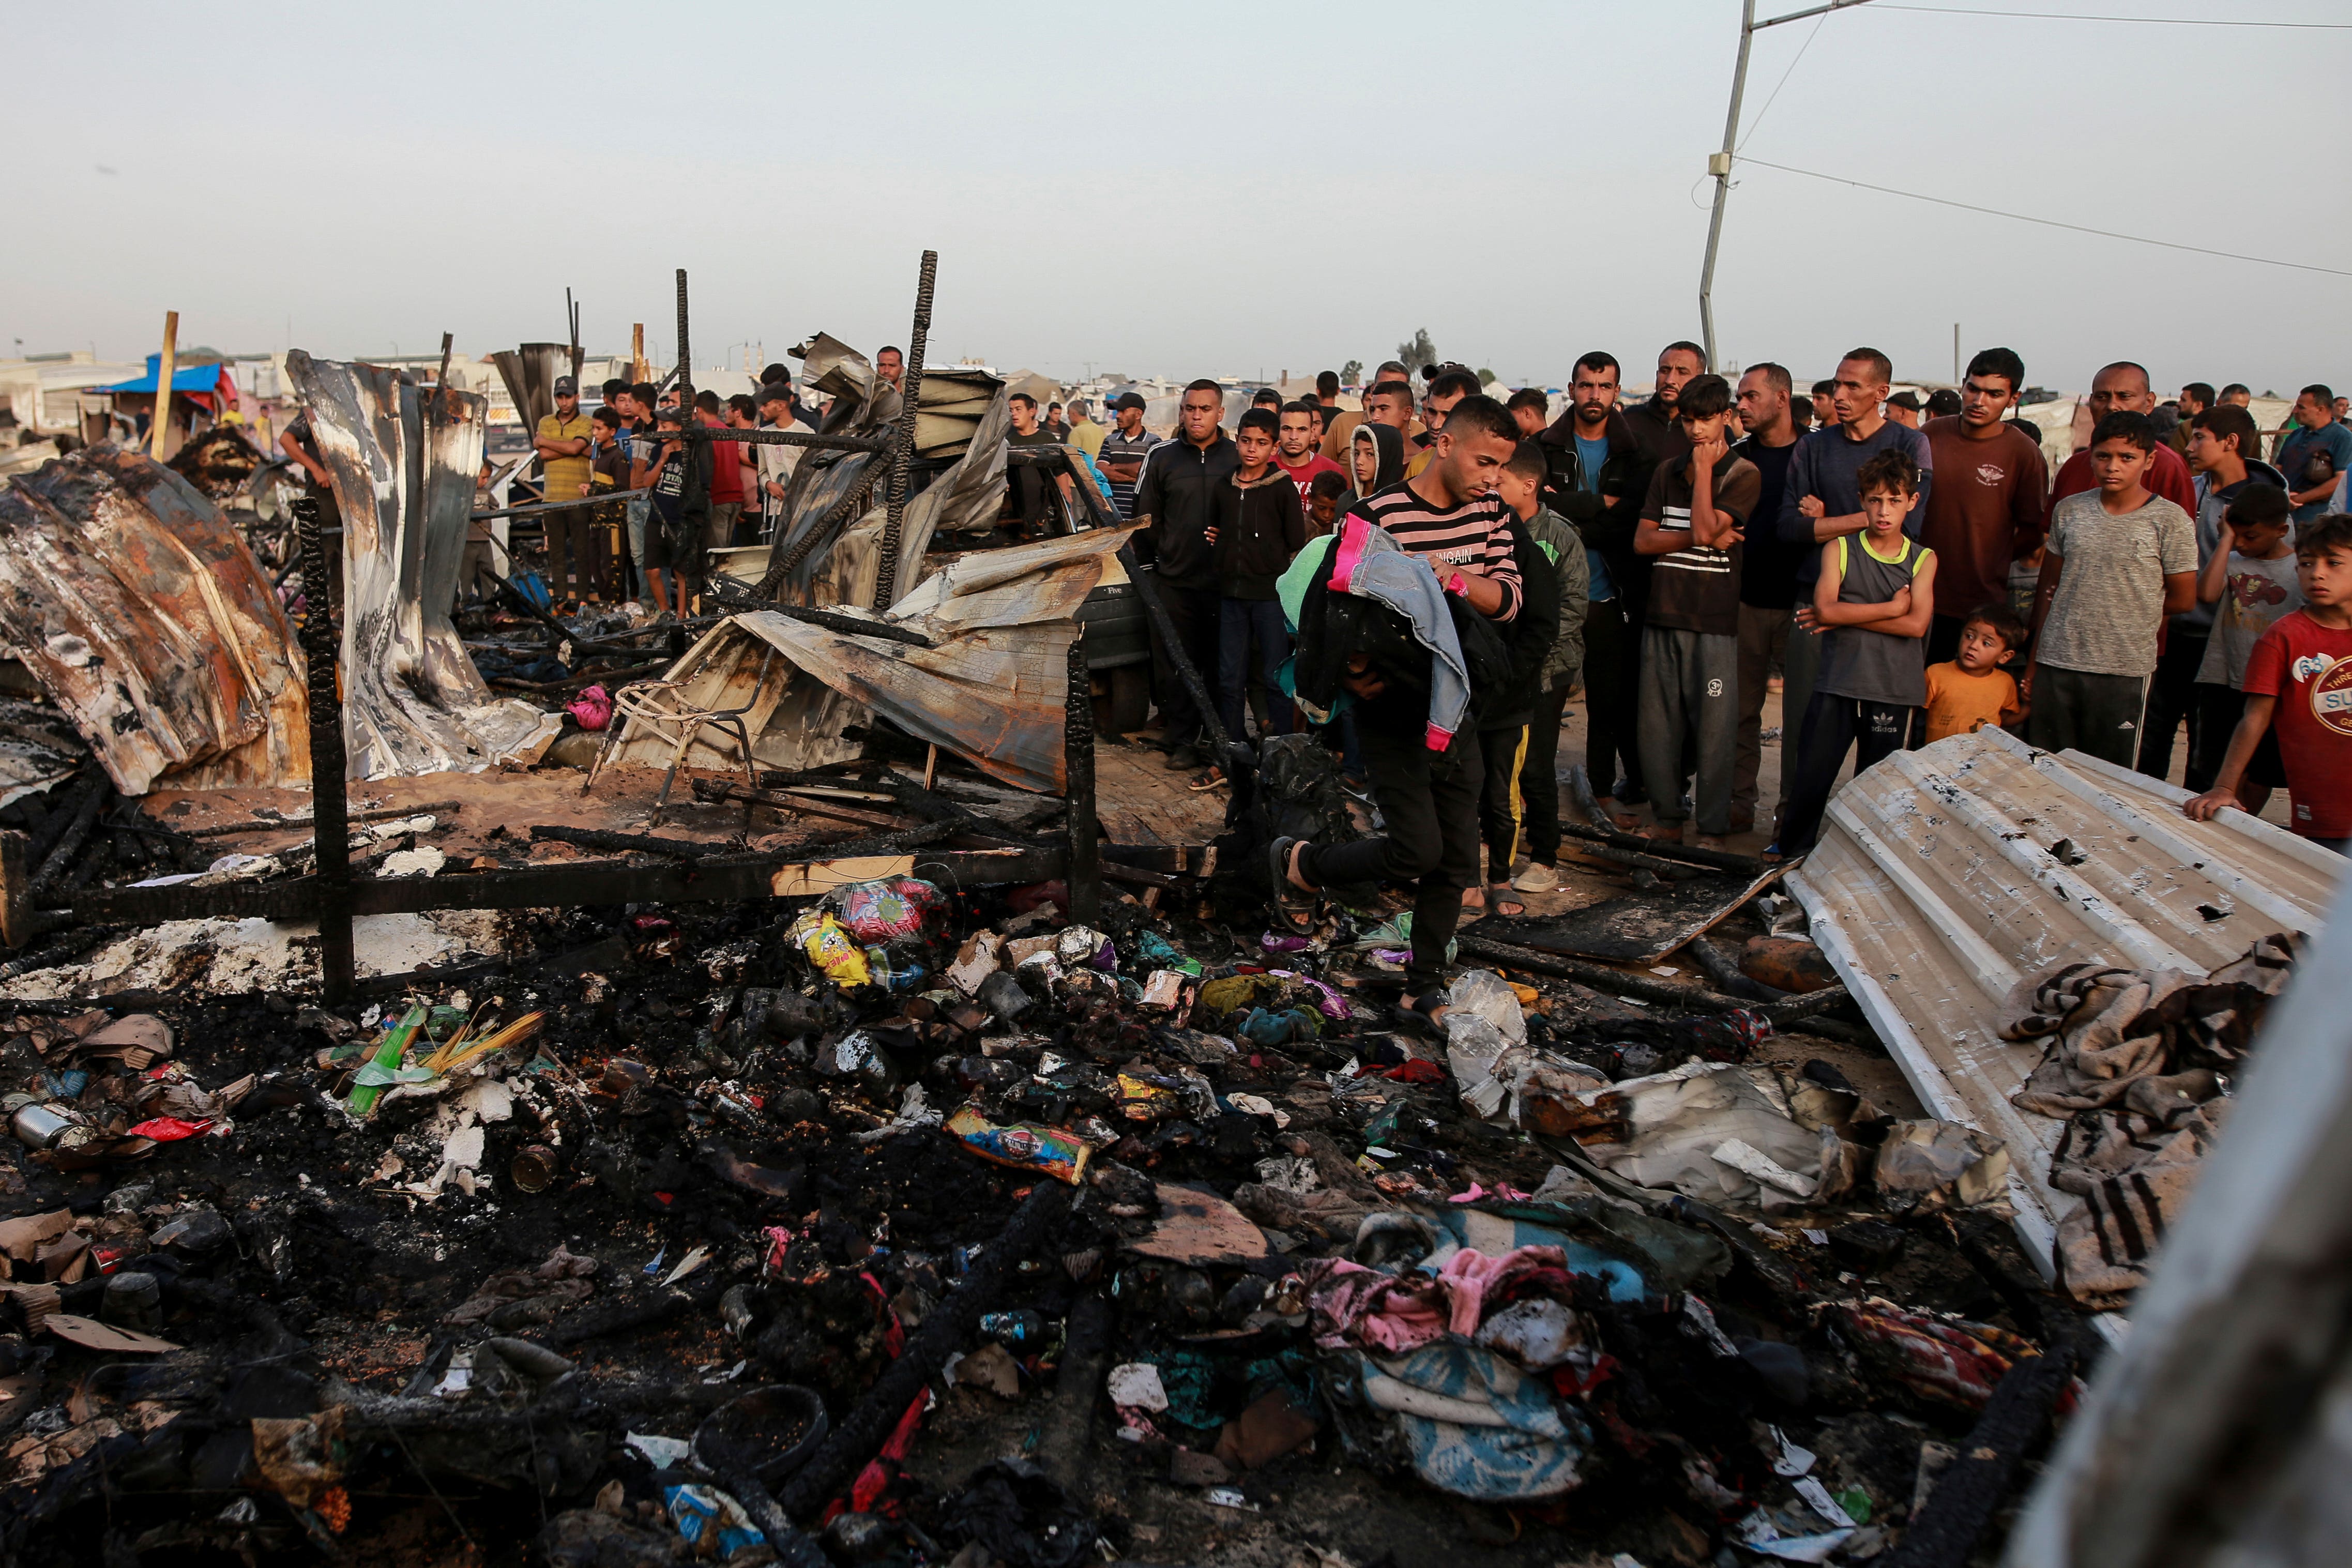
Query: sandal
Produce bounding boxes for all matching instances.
[1268,837,1316,933]
[1486,883,1526,919]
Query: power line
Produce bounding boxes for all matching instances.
[1733,157,2352,278]
[1873,5,2352,27]
[1737,10,1832,151]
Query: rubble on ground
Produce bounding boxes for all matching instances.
[0,812,2193,1568]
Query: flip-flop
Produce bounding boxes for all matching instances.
[1486,884,1526,919]
[1268,837,1316,933]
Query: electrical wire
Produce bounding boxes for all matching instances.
[1873,5,2351,27]
[1737,10,1832,150]
[1734,156,2352,277]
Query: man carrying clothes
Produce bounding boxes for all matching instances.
[1134,381,1239,773]
[1270,395,1524,1019]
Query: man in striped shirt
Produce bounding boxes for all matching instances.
[1098,392,1160,521]
[1634,373,1760,846]
[1273,395,1523,1015]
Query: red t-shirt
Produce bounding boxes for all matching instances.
[701,415,745,505]
[2241,608,2352,839]
[2047,439,2195,527]
[1275,452,1346,510]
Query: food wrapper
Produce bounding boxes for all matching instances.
[946,1105,1090,1185]
[791,910,872,988]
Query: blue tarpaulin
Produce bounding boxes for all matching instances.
[97,355,233,395]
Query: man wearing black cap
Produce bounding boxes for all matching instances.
[1099,392,1160,521]
[535,376,595,602]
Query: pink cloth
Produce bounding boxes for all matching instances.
[567,683,612,731]
[1301,1243,1569,1349]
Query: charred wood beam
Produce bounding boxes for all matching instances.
[872,249,937,613]
[296,497,356,1003]
[527,824,725,859]
[1564,767,1769,875]
[62,846,1066,927]
[1884,1337,2078,1568]
[1064,638,1100,923]
[176,800,465,840]
[756,604,934,647]
[773,1180,1071,1523]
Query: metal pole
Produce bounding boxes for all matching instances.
[872,250,937,612]
[1064,638,1100,924]
[1698,0,1880,370]
[1698,0,1757,372]
[1954,322,1962,386]
[295,497,355,1004]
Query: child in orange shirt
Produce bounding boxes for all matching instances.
[1920,601,2026,744]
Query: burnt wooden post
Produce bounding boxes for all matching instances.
[295,497,355,1003]
[1064,638,1100,924]
[871,249,935,612]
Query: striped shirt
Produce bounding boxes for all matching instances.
[1347,480,1521,621]
[1640,452,1759,637]
[1098,428,1162,520]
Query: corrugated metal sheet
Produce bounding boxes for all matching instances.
[609,525,1135,794]
[0,445,309,793]
[1787,725,2340,1282]
[285,353,558,778]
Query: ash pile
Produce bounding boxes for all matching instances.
[0,836,2231,1568]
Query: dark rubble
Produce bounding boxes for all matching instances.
[0,844,2137,1568]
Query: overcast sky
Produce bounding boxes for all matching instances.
[8,2,2345,395]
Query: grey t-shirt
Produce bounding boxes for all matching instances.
[1817,533,1934,707]
[2038,491,2198,678]
[2194,551,2304,690]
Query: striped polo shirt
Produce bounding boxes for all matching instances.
[1346,479,1522,621]
[1098,428,1162,520]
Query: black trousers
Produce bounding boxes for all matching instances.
[1582,598,1642,799]
[1300,716,1483,994]
[2137,630,2207,783]
[1778,691,1913,857]
[1477,724,1529,882]
[1521,683,1574,864]
[1150,582,1222,752]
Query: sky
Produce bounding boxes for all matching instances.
[6,1,2347,396]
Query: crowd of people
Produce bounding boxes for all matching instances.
[482,340,2349,1019]
[1087,347,2347,1016]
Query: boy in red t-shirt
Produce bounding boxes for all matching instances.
[2186,513,2352,852]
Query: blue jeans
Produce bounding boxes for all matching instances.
[1218,597,1293,743]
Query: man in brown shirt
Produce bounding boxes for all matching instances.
[1920,347,2049,667]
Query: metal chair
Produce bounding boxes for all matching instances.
[582,647,775,828]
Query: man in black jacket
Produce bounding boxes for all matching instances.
[1134,379,1240,771]
[1537,352,1648,825]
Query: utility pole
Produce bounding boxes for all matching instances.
[1699,0,1881,371]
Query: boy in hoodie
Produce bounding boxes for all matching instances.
[1492,444,1589,893]
[1196,408,1308,788]
[1351,422,1406,503]
[1634,374,1759,847]
[1466,444,1588,908]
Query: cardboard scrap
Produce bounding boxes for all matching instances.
[1132,1184,1270,1267]
[44,1313,179,1353]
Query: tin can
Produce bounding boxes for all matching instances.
[11,1103,73,1150]
[510,1144,563,1193]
